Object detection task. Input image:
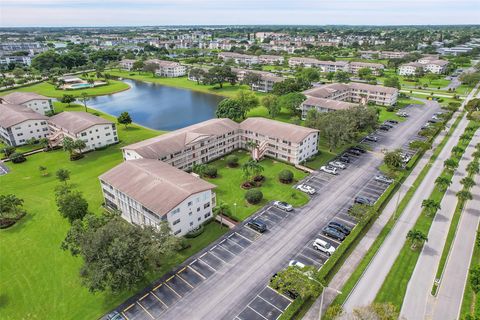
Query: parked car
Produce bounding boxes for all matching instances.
[354,196,373,206]
[382,122,394,128]
[421,123,431,129]
[374,175,394,184]
[396,111,409,117]
[385,120,399,125]
[400,153,411,163]
[322,226,346,241]
[348,148,362,156]
[106,311,126,320]
[351,146,366,153]
[378,125,391,131]
[428,118,440,124]
[296,184,316,195]
[247,218,267,233]
[329,161,347,170]
[320,165,338,175]
[328,221,351,236]
[313,238,336,256]
[364,135,378,142]
[273,201,293,212]
[338,154,350,163]
[288,260,306,269]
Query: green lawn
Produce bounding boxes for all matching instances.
[0,104,230,320]
[203,150,309,220]
[108,69,264,98]
[378,107,406,123]
[0,79,130,98]
[397,97,426,109]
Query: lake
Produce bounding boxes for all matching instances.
[88,79,224,131]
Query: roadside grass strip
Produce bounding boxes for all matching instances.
[374,119,477,308]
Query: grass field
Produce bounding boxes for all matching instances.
[0,103,232,320]
[203,150,309,220]
[0,79,130,98]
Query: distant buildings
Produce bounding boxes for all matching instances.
[300,83,398,119]
[398,56,449,75]
[0,104,49,146]
[288,57,384,74]
[232,68,285,93]
[48,112,118,151]
[348,61,384,75]
[359,50,409,60]
[119,59,136,71]
[218,52,259,65]
[140,59,187,77]
[0,92,52,115]
[0,56,32,66]
[258,55,285,65]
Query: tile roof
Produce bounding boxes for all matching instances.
[1,92,50,105]
[0,103,48,128]
[240,117,318,143]
[49,111,112,134]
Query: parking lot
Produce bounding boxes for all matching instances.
[236,286,292,320]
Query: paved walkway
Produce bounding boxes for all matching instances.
[430,161,480,319]
[400,131,480,319]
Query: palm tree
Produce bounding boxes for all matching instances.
[406,229,428,250]
[38,137,49,149]
[473,151,480,159]
[62,137,76,156]
[212,202,230,228]
[245,140,258,150]
[73,139,87,154]
[443,158,458,172]
[460,134,471,142]
[457,190,473,201]
[192,164,206,177]
[79,92,90,112]
[0,194,24,219]
[250,161,264,179]
[55,168,70,185]
[435,176,452,191]
[461,177,476,189]
[421,199,441,216]
[39,165,48,177]
[451,146,465,157]
[242,161,252,182]
[467,162,480,175]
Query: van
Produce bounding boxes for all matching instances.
[312,238,336,256]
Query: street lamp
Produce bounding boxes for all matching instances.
[233,203,237,218]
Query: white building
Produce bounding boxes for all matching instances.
[232,68,285,93]
[1,92,53,115]
[0,56,32,66]
[218,52,259,65]
[359,51,408,60]
[99,159,216,236]
[0,104,50,146]
[48,112,118,152]
[348,61,384,75]
[258,55,284,65]
[145,59,186,77]
[119,59,136,70]
[398,57,449,75]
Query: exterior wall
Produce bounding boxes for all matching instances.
[300,102,334,119]
[155,65,187,77]
[398,65,417,76]
[424,63,447,74]
[50,123,118,151]
[120,60,134,70]
[21,99,52,115]
[0,119,49,146]
[349,64,384,75]
[100,179,214,237]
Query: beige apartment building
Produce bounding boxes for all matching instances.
[217,52,259,65]
[145,59,186,77]
[349,61,385,75]
[232,68,285,93]
[1,92,53,115]
[258,55,284,65]
[119,59,136,70]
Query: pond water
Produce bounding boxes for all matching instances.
[88,79,224,131]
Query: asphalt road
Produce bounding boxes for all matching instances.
[111,102,441,320]
[400,129,480,319]
[343,83,479,313]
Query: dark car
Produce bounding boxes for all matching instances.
[354,196,373,206]
[348,148,362,156]
[351,145,367,153]
[247,218,267,233]
[338,154,350,163]
[364,135,378,142]
[106,311,126,320]
[428,118,440,123]
[322,226,346,241]
[378,125,391,131]
[328,221,351,235]
[385,120,399,125]
[382,122,395,128]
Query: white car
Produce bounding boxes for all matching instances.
[288,260,306,269]
[374,175,394,184]
[400,153,411,163]
[273,201,293,212]
[296,184,316,195]
[329,161,347,170]
[320,165,338,175]
[312,239,336,256]
[396,111,409,117]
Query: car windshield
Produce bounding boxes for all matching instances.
[279,202,288,206]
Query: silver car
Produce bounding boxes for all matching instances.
[329,161,347,170]
[320,165,338,175]
[273,201,293,211]
[374,175,394,184]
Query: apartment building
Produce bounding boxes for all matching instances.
[258,55,284,65]
[349,61,384,75]
[398,57,449,75]
[99,159,216,236]
[288,57,322,68]
[300,82,398,118]
[240,118,319,164]
[119,59,136,70]
[232,68,285,93]
[0,104,49,146]
[145,59,186,77]
[359,50,408,59]
[48,111,118,151]
[1,92,53,115]
[0,56,32,66]
[217,52,259,65]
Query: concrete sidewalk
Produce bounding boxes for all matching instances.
[431,164,480,319]
[400,131,480,319]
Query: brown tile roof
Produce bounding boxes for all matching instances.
[145,59,183,68]
[302,97,357,111]
[0,103,48,128]
[99,159,216,216]
[1,92,50,105]
[303,82,398,97]
[49,111,112,134]
[349,61,384,68]
[240,117,318,143]
[123,118,239,159]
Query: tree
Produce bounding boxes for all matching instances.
[2,145,16,157]
[245,189,263,204]
[79,92,90,112]
[0,194,26,226]
[457,190,473,201]
[9,152,26,164]
[467,161,480,175]
[326,72,335,82]
[406,229,428,250]
[348,204,375,224]
[60,94,75,106]
[73,139,87,154]
[39,165,48,177]
[226,155,239,168]
[235,90,259,119]
[249,161,264,178]
[452,146,465,157]
[56,168,70,185]
[213,202,230,227]
[469,266,480,294]
[435,176,451,191]
[215,98,243,121]
[357,67,373,80]
[348,303,399,320]
[192,163,207,177]
[242,72,262,87]
[270,266,322,300]
[465,99,480,114]
[278,169,294,184]
[132,60,144,71]
[409,140,432,151]
[56,189,89,223]
[278,92,306,116]
[272,78,304,95]
[62,137,76,155]
[383,76,401,90]
[203,165,218,178]
[297,68,320,83]
[262,94,280,118]
[334,70,350,83]
[188,68,206,84]
[117,111,132,128]
[459,72,480,86]
[444,158,459,171]
[143,62,158,76]
[384,149,404,170]
[61,214,180,292]
[461,176,476,189]
[204,66,236,88]
[421,199,441,216]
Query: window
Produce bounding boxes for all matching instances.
[171,208,180,215]
[204,203,210,209]
[204,212,211,219]
[197,207,200,212]
[173,219,181,225]
[190,222,194,226]
[188,201,192,206]
[174,229,181,235]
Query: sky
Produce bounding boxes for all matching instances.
[0,0,479,27]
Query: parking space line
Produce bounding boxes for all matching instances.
[235,231,254,243]
[208,249,228,263]
[304,246,330,259]
[198,257,218,271]
[137,301,154,319]
[164,282,182,298]
[139,293,149,301]
[150,291,169,308]
[176,273,195,288]
[257,295,284,312]
[334,216,356,226]
[227,235,249,249]
[218,242,238,256]
[247,306,268,320]
[124,303,135,312]
[296,252,319,265]
[266,285,293,302]
[121,311,129,320]
[187,265,207,280]
[245,225,263,237]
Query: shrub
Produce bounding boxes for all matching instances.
[9,152,26,164]
[226,155,239,167]
[2,145,16,157]
[278,169,294,184]
[70,152,84,161]
[185,225,205,238]
[203,165,217,178]
[245,189,263,204]
[386,105,395,112]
